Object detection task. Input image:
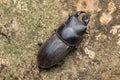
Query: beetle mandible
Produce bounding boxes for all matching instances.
[37,11,90,68]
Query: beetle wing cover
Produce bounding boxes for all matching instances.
[37,34,70,68]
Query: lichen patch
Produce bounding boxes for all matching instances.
[108,2,116,14]
[100,13,112,25]
[76,0,101,13]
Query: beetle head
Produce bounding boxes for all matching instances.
[75,11,90,26]
[73,11,90,36]
[82,13,90,26]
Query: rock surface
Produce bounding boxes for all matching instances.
[0,0,120,80]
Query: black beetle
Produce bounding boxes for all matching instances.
[37,11,90,68]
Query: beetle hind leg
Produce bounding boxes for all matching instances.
[56,60,64,66]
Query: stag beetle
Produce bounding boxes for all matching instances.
[37,11,90,68]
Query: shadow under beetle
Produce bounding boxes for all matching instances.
[37,11,90,68]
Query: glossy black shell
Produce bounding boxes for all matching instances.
[37,11,90,68]
[37,34,73,68]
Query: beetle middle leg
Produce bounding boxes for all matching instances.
[74,41,86,55]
